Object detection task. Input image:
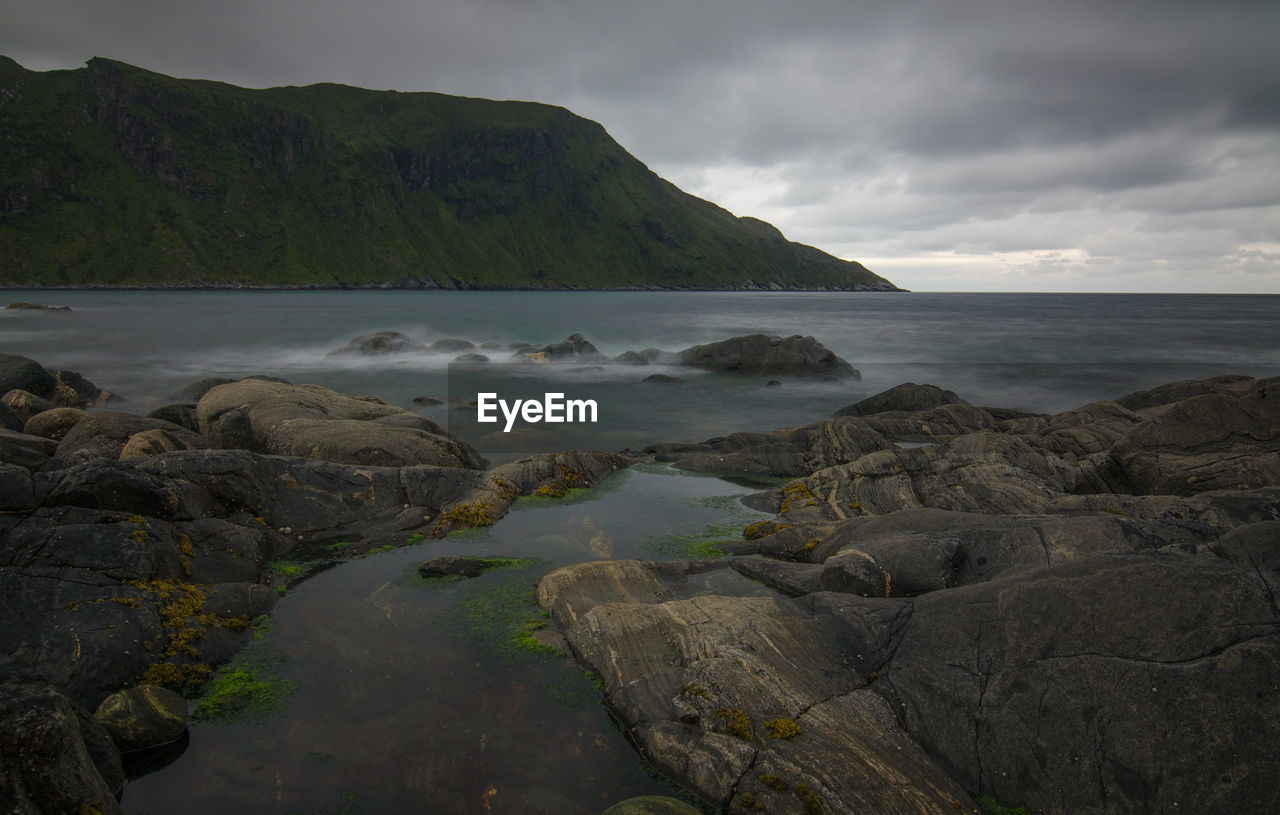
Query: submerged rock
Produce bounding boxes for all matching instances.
[418,555,494,579]
[6,301,71,311]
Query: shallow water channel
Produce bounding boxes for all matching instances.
[122,463,775,815]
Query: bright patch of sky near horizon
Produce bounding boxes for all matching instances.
[2,0,1278,292]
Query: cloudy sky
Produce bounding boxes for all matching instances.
[3,0,1278,292]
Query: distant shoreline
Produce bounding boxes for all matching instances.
[0,282,908,292]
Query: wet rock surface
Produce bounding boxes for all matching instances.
[541,374,1280,814]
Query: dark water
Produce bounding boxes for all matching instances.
[4,292,1279,450]
[122,464,771,815]
[4,291,1278,813]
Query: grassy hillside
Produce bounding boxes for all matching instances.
[0,57,898,290]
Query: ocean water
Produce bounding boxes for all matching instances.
[4,291,1279,456]
[5,290,1279,813]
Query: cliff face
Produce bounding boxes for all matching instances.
[0,57,899,290]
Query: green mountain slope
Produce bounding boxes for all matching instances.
[0,57,899,290]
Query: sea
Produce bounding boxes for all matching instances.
[4,290,1279,814]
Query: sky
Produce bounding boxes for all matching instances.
[2,0,1278,292]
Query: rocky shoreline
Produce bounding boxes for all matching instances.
[2,346,1277,813]
[540,375,1280,814]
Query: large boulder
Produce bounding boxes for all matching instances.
[819,550,1280,814]
[23,407,88,441]
[678,334,858,379]
[0,354,107,409]
[2,389,56,424]
[196,379,486,469]
[51,411,204,468]
[0,352,57,398]
[1110,376,1280,494]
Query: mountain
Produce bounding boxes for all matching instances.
[0,57,899,291]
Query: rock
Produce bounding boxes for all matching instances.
[23,407,87,440]
[327,331,429,356]
[600,796,702,815]
[835,382,963,417]
[616,348,669,365]
[0,428,58,457]
[51,369,109,408]
[1028,400,1139,457]
[1115,374,1255,412]
[860,402,996,441]
[93,685,188,751]
[766,379,782,387]
[0,437,50,470]
[0,462,35,506]
[196,379,486,469]
[651,417,891,480]
[0,682,124,815]
[6,301,71,311]
[52,411,204,468]
[643,373,681,383]
[168,377,236,403]
[538,332,607,362]
[2,389,56,424]
[0,399,22,431]
[119,428,203,460]
[1208,520,1280,600]
[452,352,489,363]
[772,431,1077,521]
[538,566,975,813]
[679,334,859,379]
[730,555,824,596]
[819,551,1280,814]
[427,337,476,353]
[146,403,200,433]
[0,352,58,397]
[819,550,892,596]
[411,395,445,406]
[418,555,493,579]
[1111,376,1280,494]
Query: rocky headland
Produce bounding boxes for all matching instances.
[1,344,1277,814]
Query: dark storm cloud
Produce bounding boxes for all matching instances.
[1,0,1277,291]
